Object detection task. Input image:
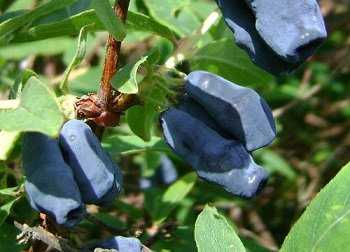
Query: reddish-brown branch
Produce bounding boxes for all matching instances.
[98,0,130,110]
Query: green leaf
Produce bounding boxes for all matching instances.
[195,205,246,252]
[60,25,89,93]
[0,131,20,161]
[12,10,175,43]
[0,222,23,252]
[12,10,98,42]
[90,0,126,40]
[0,38,75,60]
[113,200,143,220]
[127,11,176,43]
[112,55,148,94]
[144,0,202,36]
[281,162,350,252]
[103,135,171,155]
[10,69,37,99]
[126,104,156,141]
[190,39,273,86]
[148,172,197,225]
[0,186,22,197]
[0,0,77,39]
[0,198,17,226]
[93,212,127,230]
[0,77,64,137]
[33,0,92,25]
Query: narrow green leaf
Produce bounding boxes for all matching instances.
[0,186,22,197]
[0,38,75,60]
[112,55,148,94]
[103,135,171,155]
[93,212,127,230]
[281,162,350,252]
[150,172,197,224]
[0,131,20,161]
[195,205,246,252]
[127,11,176,43]
[11,10,98,42]
[11,10,175,43]
[90,0,126,40]
[0,77,64,137]
[190,39,273,86]
[60,25,89,93]
[0,0,77,39]
[0,199,17,226]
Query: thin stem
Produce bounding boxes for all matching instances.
[98,0,130,110]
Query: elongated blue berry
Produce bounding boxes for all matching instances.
[216,0,327,74]
[245,0,327,63]
[160,108,268,198]
[22,133,85,228]
[185,71,276,151]
[59,119,122,205]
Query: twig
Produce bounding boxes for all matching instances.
[75,0,139,137]
[86,213,127,233]
[98,0,130,110]
[247,210,278,250]
[14,221,78,252]
[272,84,322,118]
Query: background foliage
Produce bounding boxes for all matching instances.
[0,0,349,251]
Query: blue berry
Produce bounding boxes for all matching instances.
[185,71,276,151]
[245,0,327,63]
[22,133,85,228]
[59,119,123,205]
[88,236,143,252]
[216,0,327,74]
[160,108,268,198]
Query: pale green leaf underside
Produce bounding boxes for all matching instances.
[195,205,246,252]
[0,77,64,137]
[60,25,89,93]
[0,131,20,161]
[112,55,148,94]
[281,162,350,252]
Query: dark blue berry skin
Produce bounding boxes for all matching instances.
[216,0,327,74]
[86,236,142,252]
[177,95,222,133]
[22,133,85,228]
[59,119,122,205]
[160,108,268,198]
[245,0,327,63]
[185,71,276,152]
